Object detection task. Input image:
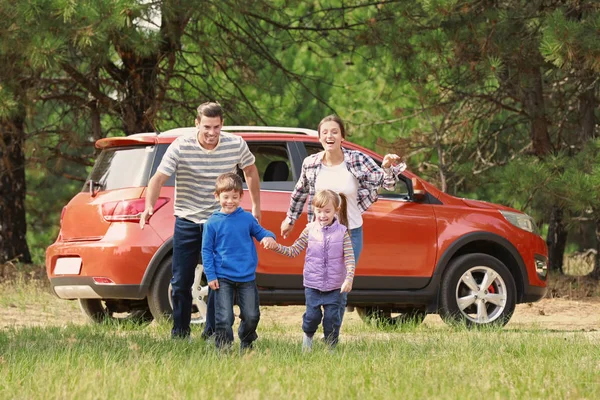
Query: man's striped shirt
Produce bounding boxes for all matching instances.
[157,132,255,223]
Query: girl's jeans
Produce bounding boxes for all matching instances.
[303,287,343,346]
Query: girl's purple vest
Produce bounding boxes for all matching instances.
[304,220,347,291]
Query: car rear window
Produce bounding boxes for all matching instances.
[81,146,156,192]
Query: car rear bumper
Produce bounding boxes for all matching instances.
[49,277,146,300]
[46,223,165,299]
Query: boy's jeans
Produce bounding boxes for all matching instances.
[303,288,343,346]
[214,278,260,348]
[171,217,215,338]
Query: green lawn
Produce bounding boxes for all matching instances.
[1,280,600,399]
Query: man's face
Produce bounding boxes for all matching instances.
[196,115,223,150]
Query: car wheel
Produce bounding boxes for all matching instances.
[147,255,209,325]
[439,253,516,327]
[356,307,427,325]
[78,299,153,324]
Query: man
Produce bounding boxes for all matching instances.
[140,102,261,339]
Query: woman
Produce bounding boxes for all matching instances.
[280,115,405,317]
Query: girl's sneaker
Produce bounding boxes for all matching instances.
[302,334,313,352]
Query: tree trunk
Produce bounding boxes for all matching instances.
[120,54,160,135]
[588,218,600,280]
[546,205,567,274]
[521,66,553,157]
[0,112,32,264]
[579,77,597,143]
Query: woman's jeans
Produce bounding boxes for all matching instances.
[339,225,363,321]
[214,278,260,349]
[303,287,343,346]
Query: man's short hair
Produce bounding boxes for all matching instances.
[214,172,243,195]
[197,102,224,121]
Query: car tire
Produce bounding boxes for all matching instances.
[439,253,516,327]
[147,256,174,321]
[356,307,427,326]
[78,299,153,324]
[147,255,210,325]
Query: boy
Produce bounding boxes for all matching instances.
[202,172,275,351]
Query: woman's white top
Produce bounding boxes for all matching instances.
[315,162,362,229]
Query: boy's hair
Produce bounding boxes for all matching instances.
[312,189,349,229]
[197,102,224,121]
[214,172,243,195]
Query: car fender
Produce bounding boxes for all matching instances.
[429,231,528,307]
[139,237,174,295]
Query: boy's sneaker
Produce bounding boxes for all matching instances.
[302,334,313,352]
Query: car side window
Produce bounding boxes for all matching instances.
[246,142,295,191]
[305,143,323,157]
[377,172,410,200]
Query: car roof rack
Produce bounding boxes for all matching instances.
[158,126,318,137]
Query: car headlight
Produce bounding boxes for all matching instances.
[499,211,539,234]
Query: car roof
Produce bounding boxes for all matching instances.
[96,126,318,148]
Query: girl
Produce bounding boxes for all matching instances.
[267,189,355,350]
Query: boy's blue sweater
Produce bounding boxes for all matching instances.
[202,207,275,283]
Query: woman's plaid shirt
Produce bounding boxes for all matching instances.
[286,148,406,224]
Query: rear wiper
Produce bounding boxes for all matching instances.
[88,180,102,197]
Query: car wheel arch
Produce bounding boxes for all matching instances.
[433,232,527,307]
[139,237,174,296]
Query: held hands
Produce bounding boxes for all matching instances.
[382,153,404,169]
[340,280,353,293]
[261,237,278,250]
[208,279,219,290]
[139,205,154,229]
[280,218,294,239]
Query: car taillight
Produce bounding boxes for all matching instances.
[101,197,169,223]
[93,277,115,285]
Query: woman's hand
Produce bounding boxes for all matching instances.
[280,218,294,239]
[382,153,403,169]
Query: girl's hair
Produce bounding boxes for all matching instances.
[214,172,243,195]
[312,189,349,229]
[317,115,346,139]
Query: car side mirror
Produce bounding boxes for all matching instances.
[412,178,426,201]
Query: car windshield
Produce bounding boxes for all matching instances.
[81,146,155,192]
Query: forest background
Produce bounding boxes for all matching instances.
[1,0,599,280]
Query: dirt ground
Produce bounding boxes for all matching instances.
[2,297,600,331]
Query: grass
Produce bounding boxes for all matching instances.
[1,322,600,399]
[2,280,600,399]
[2,262,600,399]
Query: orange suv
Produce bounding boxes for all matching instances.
[46,126,548,327]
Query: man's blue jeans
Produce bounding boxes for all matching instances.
[339,225,363,321]
[214,278,260,348]
[303,287,343,345]
[171,217,215,338]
